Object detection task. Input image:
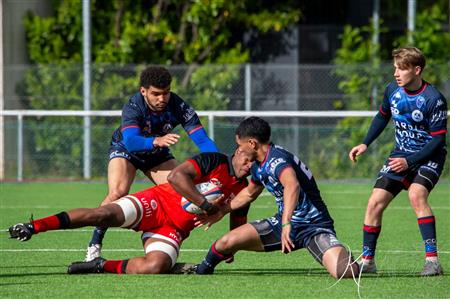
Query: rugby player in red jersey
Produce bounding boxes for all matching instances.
[8,150,252,275]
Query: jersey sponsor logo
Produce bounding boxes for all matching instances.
[394,120,425,132]
[162,123,173,133]
[150,199,158,210]
[411,110,423,122]
[431,111,447,123]
[209,178,223,188]
[109,150,130,159]
[395,91,401,99]
[416,96,425,108]
[268,158,286,174]
[183,107,196,122]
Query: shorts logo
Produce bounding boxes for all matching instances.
[150,199,158,210]
[411,110,423,122]
[427,161,438,169]
[380,165,391,173]
[268,217,279,226]
[110,150,130,159]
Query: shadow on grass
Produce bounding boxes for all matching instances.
[0,272,64,278]
[0,265,63,269]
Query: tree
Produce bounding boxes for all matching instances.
[21,0,301,178]
[309,4,450,179]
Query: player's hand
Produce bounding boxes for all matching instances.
[194,210,225,231]
[388,157,408,172]
[153,133,180,148]
[281,224,295,254]
[349,144,368,162]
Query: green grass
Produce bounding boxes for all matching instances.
[1,182,449,298]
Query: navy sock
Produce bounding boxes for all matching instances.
[196,241,232,274]
[362,224,381,260]
[418,216,438,258]
[89,227,108,246]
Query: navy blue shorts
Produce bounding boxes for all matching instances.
[108,143,175,172]
[250,213,337,252]
[375,150,446,194]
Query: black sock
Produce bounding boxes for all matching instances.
[89,227,108,246]
[196,241,232,274]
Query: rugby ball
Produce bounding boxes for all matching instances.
[181,181,223,214]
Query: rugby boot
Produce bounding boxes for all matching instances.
[84,243,102,262]
[358,259,377,274]
[68,257,106,274]
[9,223,35,241]
[421,260,443,276]
[169,263,197,274]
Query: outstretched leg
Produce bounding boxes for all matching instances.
[9,204,125,241]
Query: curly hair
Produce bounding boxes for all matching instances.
[140,66,172,88]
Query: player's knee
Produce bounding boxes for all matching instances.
[216,234,238,253]
[92,207,117,226]
[105,189,129,203]
[141,258,168,274]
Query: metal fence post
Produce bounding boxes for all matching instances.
[208,114,215,141]
[83,0,91,179]
[245,64,251,111]
[17,114,23,181]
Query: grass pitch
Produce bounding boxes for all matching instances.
[1,182,449,298]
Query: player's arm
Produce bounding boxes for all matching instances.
[167,160,218,215]
[188,126,220,153]
[349,90,392,162]
[279,167,300,253]
[195,181,263,229]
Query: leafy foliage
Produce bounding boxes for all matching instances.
[21,0,300,178]
[310,4,449,179]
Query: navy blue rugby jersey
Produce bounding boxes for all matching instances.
[111,92,204,151]
[379,81,447,155]
[250,143,333,225]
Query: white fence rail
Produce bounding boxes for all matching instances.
[3,109,448,181]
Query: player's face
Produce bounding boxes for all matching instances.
[235,136,258,161]
[141,85,171,112]
[393,61,421,89]
[232,148,254,178]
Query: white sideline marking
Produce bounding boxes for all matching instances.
[1,248,449,254]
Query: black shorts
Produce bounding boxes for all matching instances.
[375,151,446,195]
[108,143,175,172]
[250,214,341,263]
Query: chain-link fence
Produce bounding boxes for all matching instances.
[2,63,449,181]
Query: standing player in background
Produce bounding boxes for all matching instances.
[349,47,447,276]
[9,149,251,275]
[85,66,219,261]
[191,117,359,279]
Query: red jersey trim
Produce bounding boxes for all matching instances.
[404,82,428,95]
[187,159,202,177]
[379,106,388,116]
[431,130,447,136]
[188,125,204,135]
[121,125,140,132]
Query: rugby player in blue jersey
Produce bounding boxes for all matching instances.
[190,117,359,279]
[85,66,219,261]
[349,47,447,276]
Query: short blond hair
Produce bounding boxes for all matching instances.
[392,47,426,71]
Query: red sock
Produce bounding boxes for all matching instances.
[103,260,128,274]
[32,215,61,233]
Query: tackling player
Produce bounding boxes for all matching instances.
[349,47,447,276]
[8,150,250,275]
[86,66,219,261]
[191,117,359,279]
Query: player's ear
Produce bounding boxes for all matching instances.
[140,86,147,95]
